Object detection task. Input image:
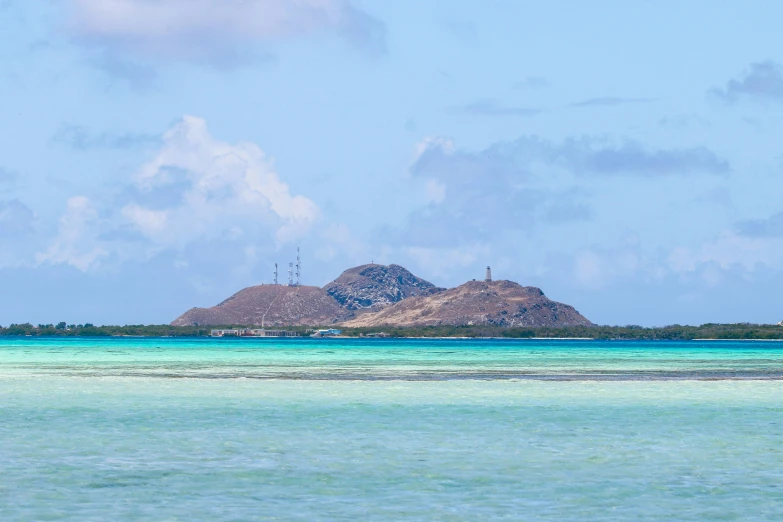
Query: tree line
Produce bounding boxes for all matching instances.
[0,322,782,339]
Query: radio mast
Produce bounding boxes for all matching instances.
[273,263,278,285]
[288,262,294,286]
[295,247,301,286]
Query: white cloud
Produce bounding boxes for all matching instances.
[68,0,385,60]
[37,116,320,272]
[400,135,598,247]
[36,196,107,271]
[121,204,167,236]
[127,115,320,247]
[413,136,454,163]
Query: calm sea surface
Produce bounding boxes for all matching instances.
[2,337,783,520]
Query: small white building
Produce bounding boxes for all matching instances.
[211,329,240,337]
[311,329,342,337]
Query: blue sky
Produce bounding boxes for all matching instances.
[2,0,783,326]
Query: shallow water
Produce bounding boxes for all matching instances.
[4,337,783,380]
[2,338,783,520]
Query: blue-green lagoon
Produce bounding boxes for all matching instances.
[2,338,783,520]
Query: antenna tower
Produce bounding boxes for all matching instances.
[295,247,301,286]
[273,263,278,285]
[288,262,294,286]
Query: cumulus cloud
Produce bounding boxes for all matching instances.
[413,134,728,180]
[551,138,729,176]
[395,134,729,249]
[38,116,320,272]
[67,0,386,62]
[36,196,107,271]
[399,138,591,247]
[128,116,320,247]
[712,61,783,103]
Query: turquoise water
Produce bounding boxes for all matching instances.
[2,338,783,520]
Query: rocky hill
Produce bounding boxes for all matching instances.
[171,285,347,327]
[170,265,593,328]
[341,280,592,328]
[324,263,442,311]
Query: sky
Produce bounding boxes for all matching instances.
[1,0,783,326]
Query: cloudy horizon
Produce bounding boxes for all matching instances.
[2,1,783,326]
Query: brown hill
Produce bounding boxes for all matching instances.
[324,263,443,311]
[341,280,592,328]
[171,285,347,327]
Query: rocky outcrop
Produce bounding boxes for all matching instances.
[323,263,443,311]
[171,285,348,327]
[340,280,592,328]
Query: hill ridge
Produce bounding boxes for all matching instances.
[324,263,443,312]
[171,265,592,328]
[340,279,592,328]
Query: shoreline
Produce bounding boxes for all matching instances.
[3,335,783,342]
[2,323,783,341]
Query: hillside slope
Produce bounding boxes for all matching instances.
[171,285,347,327]
[324,263,443,311]
[341,280,592,328]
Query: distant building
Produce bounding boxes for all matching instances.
[485,266,492,282]
[211,329,300,338]
[361,332,390,338]
[211,329,240,337]
[311,328,343,337]
[245,329,300,337]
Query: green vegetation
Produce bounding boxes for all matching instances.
[0,324,211,337]
[0,322,782,339]
[342,323,783,340]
